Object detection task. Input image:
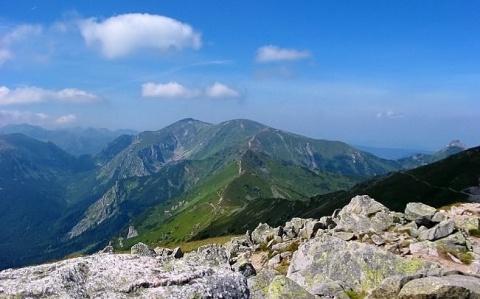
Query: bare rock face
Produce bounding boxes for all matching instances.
[286,235,438,294]
[0,253,248,298]
[367,269,480,299]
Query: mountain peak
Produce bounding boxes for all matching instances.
[444,140,467,150]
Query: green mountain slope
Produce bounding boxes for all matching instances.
[0,134,96,269]
[0,119,468,270]
[305,145,480,217]
[70,119,402,248]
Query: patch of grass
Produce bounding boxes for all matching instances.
[438,247,474,265]
[469,229,480,237]
[285,240,300,252]
[274,263,289,275]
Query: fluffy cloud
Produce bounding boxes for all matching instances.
[0,110,77,126]
[0,86,100,105]
[79,13,201,59]
[141,82,240,99]
[141,82,199,98]
[205,82,239,99]
[56,114,77,124]
[256,45,311,62]
[376,110,405,119]
[0,24,43,65]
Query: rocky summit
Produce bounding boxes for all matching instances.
[1,195,480,298]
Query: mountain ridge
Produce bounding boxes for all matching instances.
[0,118,470,270]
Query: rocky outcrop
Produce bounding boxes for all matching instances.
[287,235,437,294]
[367,269,480,299]
[2,195,480,298]
[405,202,437,226]
[0,246,248,298]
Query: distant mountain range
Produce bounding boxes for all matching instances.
[0,118,470,269]
[0,123,137,156]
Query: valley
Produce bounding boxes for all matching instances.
[0,118,473,270]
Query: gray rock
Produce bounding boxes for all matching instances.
[366,271,435,299]
[232,258,257,278]
[172,246,183,258]
[394,221,419,238]
[405,202,437,226]
[154,246,173,257]
[130,242,155,257]
[307,280,352,299]
[371,234,385,246]
[184,244,230,268]
[334,231,355,241]
[432,211,447,223]
[469,261,480,275]
[126,225,139,239]
[454,217,480,232]
[224,236,253,260]
[271,242,288,253]
[0,253,249,298]
[319,215,336,229]
[335,195,393,234]
[99,245,115,254]
[268,254,283,268]
[409,241,439,257]
[339,195,389,217]
[251,223,278,245]
[433,231,468,252]
[418,219,455,241]
[398,274,480,298]
[248,269,279,299]
[300,219,323,239]
[267,275,317,299]
[284,218,307,235]
[287,235,438,292]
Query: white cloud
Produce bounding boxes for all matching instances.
[376,110,405,119]
[0,24,43,65]
[56,114,77,124]
[141,81,240,100]
[0,110,79,126]
[141,82,199,98]
[256,45,311,63]
[1,24,43,45]
[0,86,100,105]
[78,13,201,59]
[205,82,240,99]
[0,49,13,65]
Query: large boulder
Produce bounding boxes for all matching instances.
[398,275,480,298]
[418,219,455,241]
[367,269,480,299]
[130,242,155,257]
[251,223,282,245]
[248,269,279,299]
[0,252,249,298]
[405,202,437,226]
[334,195,394,234]
[266,275,317,299]
[184,244,230,268]
[287,235,438,293]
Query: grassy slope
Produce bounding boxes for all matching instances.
[120,149,361,248]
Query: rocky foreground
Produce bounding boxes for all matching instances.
[1,195,480,298]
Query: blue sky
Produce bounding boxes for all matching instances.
[0,1,479,150]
